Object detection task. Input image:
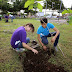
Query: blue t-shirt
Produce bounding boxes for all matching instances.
[11,26,27,48]
[37,23,55,37]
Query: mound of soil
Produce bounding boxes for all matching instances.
[19,48,67,72]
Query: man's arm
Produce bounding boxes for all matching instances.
[37,34,47,50]
[22,42,38,54]
[53,27,60,38]
[37,34,44,46]
[51,27,60,43]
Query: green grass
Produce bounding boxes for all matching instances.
[69,16,72,25]
[0,18,72,72]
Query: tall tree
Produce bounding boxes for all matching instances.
[71,5,72,10]
[12,0,21,12]
[44,0,65,10]
[12,0,27,12]
[0,0,28,13]
[20,0,27,9]
[0,0,10,13]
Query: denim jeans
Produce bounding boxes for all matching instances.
[17,37,30,48]
[41,32,60,47]
[11,18,13,22]
[6,20,8,22]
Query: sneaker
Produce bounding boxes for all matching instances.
[54,46,58,52]
[15,48,25,52]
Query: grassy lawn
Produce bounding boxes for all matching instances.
[0,18,72,72]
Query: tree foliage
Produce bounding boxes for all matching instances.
[0,0,10,13]
[71,5,72,10]
[24,0,43,12]
[62,9,72,14]
[44,0,65,10]
[12,0,21,12]
[0,0,28,13]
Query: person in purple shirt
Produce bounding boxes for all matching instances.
[11,23,38,54]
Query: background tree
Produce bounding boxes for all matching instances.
[12,0,21,12]
[0,3,10,13]
[0,0,11,13]
[44,0,65,10]
[0,0,27,14]
[19,0,27,10]
[62,9,72,25]
[11,0,28,14]
[71,5,72,10]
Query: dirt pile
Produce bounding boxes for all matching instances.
[19,48,67,72]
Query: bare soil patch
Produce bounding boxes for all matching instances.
[19,47,67,72]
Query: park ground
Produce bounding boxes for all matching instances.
[0,18,72,72]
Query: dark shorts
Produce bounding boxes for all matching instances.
[14,37,30,49]
[41,32,60,47]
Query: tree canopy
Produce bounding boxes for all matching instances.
[62,9,72,14]
[0,0,10,13]
[0,0,65,14]
[0,0,27,13]
[44,0,65,10]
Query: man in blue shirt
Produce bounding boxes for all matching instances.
[37,17,60,52]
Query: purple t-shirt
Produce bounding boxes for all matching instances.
[11,26,27,48]
[5,15,9,19]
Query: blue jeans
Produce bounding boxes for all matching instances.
[11,18,13,22]
[6,20,8,22]
[17,37,30,48]
[11,16,14,22]
[41,32,60,47]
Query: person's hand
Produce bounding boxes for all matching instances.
[32,49,38,54]
[51,36,56,43]
[43,45,47,51]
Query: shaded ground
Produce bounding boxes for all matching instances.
[19,47,67,72]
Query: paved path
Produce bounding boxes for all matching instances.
[48,19,68,24]
[36,19,68,24]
